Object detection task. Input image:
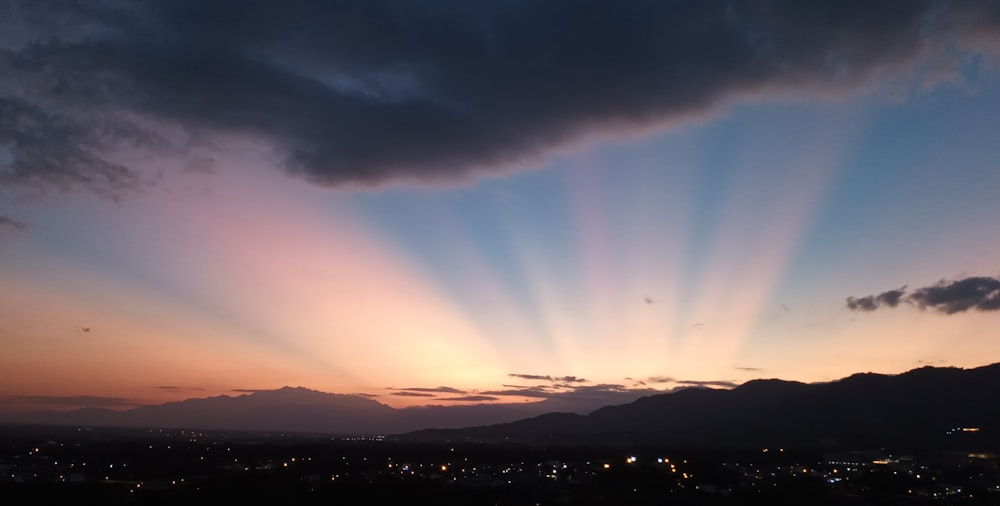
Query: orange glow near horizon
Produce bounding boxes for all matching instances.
[2,95,1000,414]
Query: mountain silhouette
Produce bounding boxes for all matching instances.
[406,364,1000,450]
[2,387,589,434]
[4,364,999,451]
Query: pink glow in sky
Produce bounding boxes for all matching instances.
[2,1,1000,416]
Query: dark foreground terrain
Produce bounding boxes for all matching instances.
[2,424,999,505]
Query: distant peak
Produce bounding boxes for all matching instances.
[736,378,804,389]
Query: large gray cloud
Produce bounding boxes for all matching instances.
[847,276,1000,314]
[1,0,998,194]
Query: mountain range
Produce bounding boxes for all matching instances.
[409,363,1000,450]
[4,363,999,450]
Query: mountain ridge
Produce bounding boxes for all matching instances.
[405,363,1000,450]
[3,363,998,450]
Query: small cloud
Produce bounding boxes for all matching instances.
[156,386,206,392]
[481,386,552,399]
[910,277,1000,314]
[508,373,553,381]
[645,376,675,384]
[846,295,879,311]
[734,366,764,372]
[390,391,436,398]
[507,373,588,383]
[231,388,269,393]
[551,382,585,389]
[675,379,739,389]
[388,386,466,394]
[876,288,906,308]
[438,395,499,402]
[641,376,739,388]
[848,277,1000,314]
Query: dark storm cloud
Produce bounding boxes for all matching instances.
[1,395,137,408]
[2,1,999,192]
[847,276,1000,314]
[0,96,144,198]
[508,373,588,383]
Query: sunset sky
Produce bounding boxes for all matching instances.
[1,1,999,413]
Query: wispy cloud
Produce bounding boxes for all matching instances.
[0,215,29,236]
[156,386,206,392]
[483,382,667,404]
[645,376,674,384]
[390,391,436,398]
[847,276,1000,314]
[633,376,739,389]
[438,395,499,402]
[675,379,740,389]
[482,386,555,399]
[388,386,466,394]
[1,395,137,408]
[508,373,588,383]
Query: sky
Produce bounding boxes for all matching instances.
[1,0,1000,413]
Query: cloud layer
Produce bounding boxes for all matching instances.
[2,0,998,194]
[847,276,1000,314]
